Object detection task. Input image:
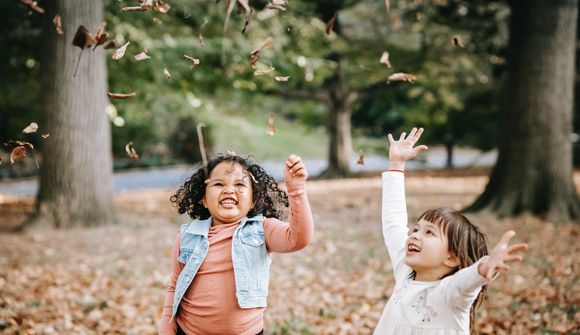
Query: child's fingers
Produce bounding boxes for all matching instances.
[286,154,301,167]
[498,230,516,245]
[399,132,406,141]
[292,166,308,178]
[408,127,418,139]
[414,145,429,153]
[504,255,524,263]
[498,264,510,272]
[387,133,394,144]
[507,243,528,254]
[414,127,424,140]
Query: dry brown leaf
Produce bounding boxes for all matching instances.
[125,142,139,160]
[266,0,287,11]
[134,49,151,61]
[274,76,290,82]
[22,122,38,134]
[112,41,130,60]
[122,0,171,13]
[251,37,273,67]
[325,13,338,35]
[163,68,171,79]
[72,25,97,49]
[41,133,50,140]
[379,51,392,68]
[93,22,109,49]
[266,112,277,136]
[452,35,465,48]
[19,0,44,14]
[199,33,205,48]
[10,146,27,164]
[108,92,136,100]
[388,72,416,83]
[53,15,63,35]
[104,41,117,49]
[356,150,365,165]
[254,66,275,76]
[182,55,200,68]
[5,140,34,150]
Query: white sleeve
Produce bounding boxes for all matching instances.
[381,171,412,282]
[440,257,492,310]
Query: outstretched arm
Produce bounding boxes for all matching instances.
[265,155,314,253]
[382,128,428,281]
[478,230,528,280]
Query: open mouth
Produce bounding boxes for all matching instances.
[407,244,421,253]
[220,198,238,206]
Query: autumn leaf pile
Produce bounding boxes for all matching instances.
[0,173,578,334]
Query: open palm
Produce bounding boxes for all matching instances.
[387,127,429,164]
[479,230,528,280]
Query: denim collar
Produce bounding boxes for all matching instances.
[183,214,263,237]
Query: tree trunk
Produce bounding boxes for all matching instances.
[34,0,117,228]
[445,141,454,169]
[322,56,354,178]
[467,0,580,222]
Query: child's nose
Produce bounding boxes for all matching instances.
[410,231,420,240]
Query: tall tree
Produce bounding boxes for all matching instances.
[468,0,580,222]
[34,0,116,227]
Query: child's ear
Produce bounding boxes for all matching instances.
[443,254,460,268]
[201,197,207,208]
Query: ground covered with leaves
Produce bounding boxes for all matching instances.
[1,172,579,334]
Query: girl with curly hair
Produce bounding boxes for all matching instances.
[159,153,314,335]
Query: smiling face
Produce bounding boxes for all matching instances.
[405,218,458,281]
[202,162,254,225]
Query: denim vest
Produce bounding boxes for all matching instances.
[171,215,271,320]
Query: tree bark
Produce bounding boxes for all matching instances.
[467,0,580,222]
[34,0,116,227]
[322,56,355,178]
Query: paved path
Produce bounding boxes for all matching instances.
[0,147,496,197]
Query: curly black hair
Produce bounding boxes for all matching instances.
[170,154,289,220]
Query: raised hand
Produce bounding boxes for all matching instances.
[478,230,528,280]
[387,127,428,170]
[284,154,308,186]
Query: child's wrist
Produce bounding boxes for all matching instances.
[388,161,406,171]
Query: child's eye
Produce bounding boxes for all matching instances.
[412,228,418,233]
[212,182,224,187]
[426,230,434,236]
[236,183,247,188]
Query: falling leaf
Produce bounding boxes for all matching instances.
[72,25,97,49]
[266,112,277,136]
[254,66,275,76]
[380,51,392,68]
[41,133,50,139]
[134,49,151,61]
[125,142,139,160]
[356,151,365,165]
[4,140,34,150]
[122,0,171,13]
[452,35,465,48]
[104,41,117,49]
[250,37,273,67]
[384,0,390,13]
[93,22,109,50]
[163,68,171,79]
[199,33,205,48]
[325,13,338,35]
[108,92,136,100]
[22,122,38,134]
[71,23,110,76]
[388,72,416,83]
[266,0,287,11]
[10,146,27,164]
[112,41,130,60]
[182,55,200,68]
[19,0,44,14]
[53,15,63,35]
[275,76,290,82]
